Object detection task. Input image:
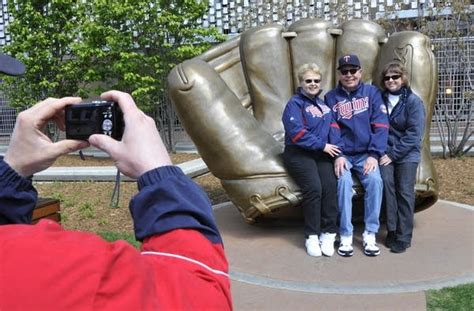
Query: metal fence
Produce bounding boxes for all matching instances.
[430,36,473,154]
[0,89,16,145]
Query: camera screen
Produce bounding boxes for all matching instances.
[65,101,124,140]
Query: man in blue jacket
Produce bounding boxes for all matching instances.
[325,54,389,257]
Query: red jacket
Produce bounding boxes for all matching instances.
[0,160,232,310]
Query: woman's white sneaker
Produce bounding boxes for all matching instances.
[320,232,336,257]
[305,235,322,257]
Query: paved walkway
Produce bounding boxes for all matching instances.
[1,146,208,181]
[31,158,208,181]
[214,200,474,310]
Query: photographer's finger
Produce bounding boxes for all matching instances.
[50,140,90,159]
[100,90,138,116]
[88,134,121,159]
[31,97,82,121]
[52,109,66,131]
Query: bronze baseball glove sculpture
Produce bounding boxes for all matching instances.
[168,19,438,223]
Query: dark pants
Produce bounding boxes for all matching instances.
[283,145,338,238]
[380,162,418,243]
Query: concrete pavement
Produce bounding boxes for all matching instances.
[214,200,474,310]
[31,158,208,181]
[1,146,208,181]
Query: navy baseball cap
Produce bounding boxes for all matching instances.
[0,53,26,76]
[337,54,361,70]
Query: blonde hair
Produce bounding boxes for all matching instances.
[297,63,321,83]
[381,62,409,90]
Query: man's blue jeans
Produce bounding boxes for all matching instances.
[337,154,383,236]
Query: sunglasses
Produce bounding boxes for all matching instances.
[383,75,401,81]
[340,68,359,76]
[304,79,321,84]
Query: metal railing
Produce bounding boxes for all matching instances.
[430,36,473,154]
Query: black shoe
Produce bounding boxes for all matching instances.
[390,241,411,253]
[385,231,396,248]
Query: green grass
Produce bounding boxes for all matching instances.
[78,202,95,219]
[50,190,75,208]
[426,283,474,310]
[98,231,140,249]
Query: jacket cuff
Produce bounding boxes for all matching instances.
[0,158,35,191]
[0,158,37,225]
[368,153,380,160]
[387,152,397,162]
[138,166,184,190]
[131,165,222,244]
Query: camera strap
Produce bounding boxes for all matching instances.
[110,170,121,208]
[79,150,121,208]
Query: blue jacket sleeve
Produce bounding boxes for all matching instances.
[368,87,389,159]
[387,97,426,161]
[282,99,325,150]
[328,108,344,153]
[0,157,37,225]
[129,165,222,244]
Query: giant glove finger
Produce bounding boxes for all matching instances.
[336,19,387,83]
[168,58,300,223]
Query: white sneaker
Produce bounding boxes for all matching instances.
[305,235,322,257]
[337,235,353,257]
[363,231,380,257]
[320,232,336,257]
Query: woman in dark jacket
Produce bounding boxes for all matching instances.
[282,63,342,257]
[379,62,426,253]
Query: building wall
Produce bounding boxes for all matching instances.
[0,2,11,46]
[200,0,448,35]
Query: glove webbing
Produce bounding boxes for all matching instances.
[244,186,300,223]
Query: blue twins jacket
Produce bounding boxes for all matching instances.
[382,86,426,163]
[325,82,389,159]
[282,87,342,151]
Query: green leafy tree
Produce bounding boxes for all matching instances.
[1,0,87,108]
[1,0,224,148]
[1,0,224,114]
[75,0,225,150]
[75,0,225,113]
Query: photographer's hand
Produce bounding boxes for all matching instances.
[88,91,172,179]
[4,97,89,177]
